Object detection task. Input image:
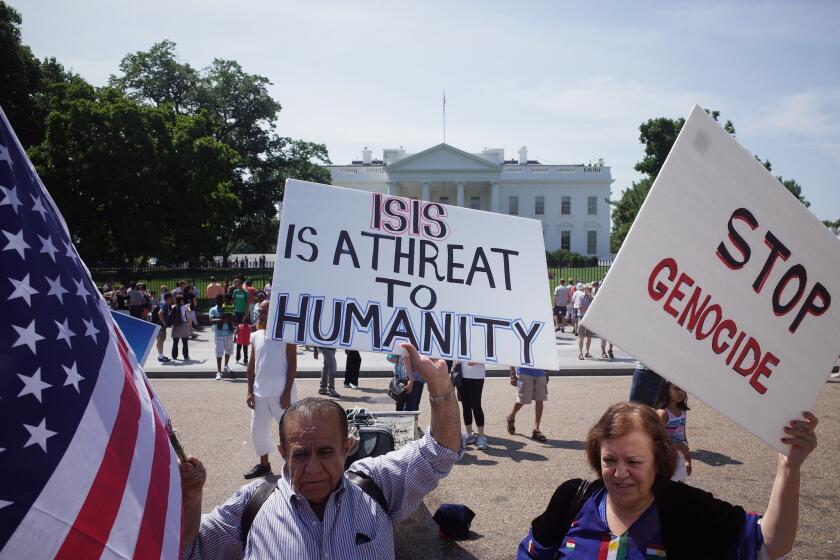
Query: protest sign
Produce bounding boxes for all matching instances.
[582,105,840,452]
[267,179,558,370]
[110,310,160,364]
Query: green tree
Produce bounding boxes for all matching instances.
[0,1,44,147]
[610,111,807,253]
[109,39,198,115]
[29,84,238,264]
[110,42,332,260]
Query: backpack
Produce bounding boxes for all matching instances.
[170,304,183,327]
[240,470,387,543]
[151,304,163,326]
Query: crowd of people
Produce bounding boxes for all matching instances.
[104,275,820,559]
[101,275,272,372]
[179,337,819,560]
[553,277,614,360]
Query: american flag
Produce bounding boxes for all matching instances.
[0,107,182,558]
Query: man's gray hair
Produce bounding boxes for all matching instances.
[279,397,348,447]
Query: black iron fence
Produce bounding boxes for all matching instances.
[547,260,612,286]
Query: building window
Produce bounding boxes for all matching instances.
[535,196,545,215]
[587,196,597,215]
[561,230,571,251]
[587,230,597,255]
[469,196,480,210]
[508,196,519,215]
[439,196,449,204]
[561,196,571,215]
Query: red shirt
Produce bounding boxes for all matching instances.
[235,324,252,345]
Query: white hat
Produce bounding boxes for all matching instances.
[576,283,585,291]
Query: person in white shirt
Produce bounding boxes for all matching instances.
[553,280,570,333]
[573,284,594,359]
[243,301,298,479]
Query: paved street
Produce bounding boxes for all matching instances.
[154,374,840,559]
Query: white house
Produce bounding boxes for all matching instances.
[328,144,614,260]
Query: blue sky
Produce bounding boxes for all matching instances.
[12,0,840,220]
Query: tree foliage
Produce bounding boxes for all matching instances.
[0,1,44,147]
[110,39,198,114]
[110,42,331,260]
[4,14,331,265]
[610,110,808,253]
[29,83,239,264]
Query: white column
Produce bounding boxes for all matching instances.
[490,181,500,213]
[456,182,465,207]
[387,181,396,195]
[421,181,430,201]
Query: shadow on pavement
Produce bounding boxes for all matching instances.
[544,439,586,451]
[396,502,482,559]
[691,449,743,466]
[458,451,499,467]
[477,436,547,463]
[353,386,389,395]
[164,359,208,366]
[336,395,376,404]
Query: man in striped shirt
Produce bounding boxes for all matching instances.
[179,343,464,559]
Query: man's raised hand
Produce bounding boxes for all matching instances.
[400,343,451,395]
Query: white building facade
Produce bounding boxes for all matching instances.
[328,144,614,260]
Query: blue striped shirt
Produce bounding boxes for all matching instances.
[183,431,464,559]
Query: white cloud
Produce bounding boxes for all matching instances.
[741,88,840,162]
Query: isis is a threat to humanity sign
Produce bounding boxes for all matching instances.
[267,179,558,370]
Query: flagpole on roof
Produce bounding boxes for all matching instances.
[443,90,446,144]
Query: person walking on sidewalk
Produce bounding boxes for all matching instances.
[317,346,340,398]
[231,278,248,323]
[208,294,235,379]
[455,361,488,450]
[235,314,253,364]
[574,284,594,359]
[553,279,570,333]
[343,349,361,389]
[244,301,298,479]
[170,294,191,360]
[152,293,173,362]
[506,367,549,442]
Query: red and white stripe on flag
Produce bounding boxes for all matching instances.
[2,299,182,559]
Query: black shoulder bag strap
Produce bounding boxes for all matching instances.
[240,471,388,543]
[345,470,388,512]
[530,478,604,548]
[240,479,278,543]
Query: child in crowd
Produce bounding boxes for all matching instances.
[655,381,691,481]
[235,315,253,364]
[387,353,425,414]
[222,293,235,317]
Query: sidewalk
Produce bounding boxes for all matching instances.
[143,327,636,378]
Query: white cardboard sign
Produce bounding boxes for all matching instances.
[267,179,559,370]
[583,105,840,452]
